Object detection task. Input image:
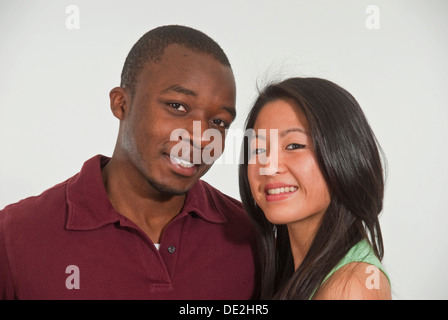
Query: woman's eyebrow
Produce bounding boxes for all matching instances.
[280,127,308,137]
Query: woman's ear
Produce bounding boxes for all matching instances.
[109,87,131,120]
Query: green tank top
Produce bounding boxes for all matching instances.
[310,239,390,299]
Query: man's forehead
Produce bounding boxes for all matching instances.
[150,44,217,68]
[141,51,235,91]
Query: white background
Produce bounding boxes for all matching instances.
[1,0,447,300]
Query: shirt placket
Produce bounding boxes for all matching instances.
[118,217,173,293]
[157,212,189,281]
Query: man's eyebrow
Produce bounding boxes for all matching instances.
[280,127,308,137]
[223,106,236,120]
[160,85,197,96]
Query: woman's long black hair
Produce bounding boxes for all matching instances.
[239,78,386,299]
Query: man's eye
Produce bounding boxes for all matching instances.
[168,102,187,112]
[286,143,306,150]
[211,119,227,128]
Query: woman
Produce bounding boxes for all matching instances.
[239,77,391,299]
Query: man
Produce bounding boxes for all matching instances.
[0,25,257,299]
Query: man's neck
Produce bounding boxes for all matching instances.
[101,157,186,244]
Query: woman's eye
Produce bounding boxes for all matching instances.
[168,102,187,112]
[254,148,266,155]
[286,143,306,150]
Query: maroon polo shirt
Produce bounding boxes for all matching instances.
[0,155,258,299]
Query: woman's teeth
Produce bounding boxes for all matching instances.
[170,156,194,168]
[267,186,298,195]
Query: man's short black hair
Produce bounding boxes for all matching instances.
[120,25,232,95]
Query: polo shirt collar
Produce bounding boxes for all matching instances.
[181,179,227,224]
[65,155,226,231]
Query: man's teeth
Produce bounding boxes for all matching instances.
[267,186,298,195]
[170,156,194,168]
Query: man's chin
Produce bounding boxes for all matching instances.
[155,185,190,196]
[146,177,196,197]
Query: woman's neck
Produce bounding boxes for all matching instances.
[287,212,324,270]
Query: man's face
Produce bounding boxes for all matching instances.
[119,44,236,196]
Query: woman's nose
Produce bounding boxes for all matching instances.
[259,148,286,176]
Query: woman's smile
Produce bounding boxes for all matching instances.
[264,183,299,202]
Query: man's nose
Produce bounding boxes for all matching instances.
[188,120,210,150]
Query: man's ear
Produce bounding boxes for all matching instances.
[109,87,131,120]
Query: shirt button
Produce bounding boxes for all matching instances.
[167,246,176,254]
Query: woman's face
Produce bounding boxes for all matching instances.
[247,99,331,227]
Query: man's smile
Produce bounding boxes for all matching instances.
[164,153,200,177]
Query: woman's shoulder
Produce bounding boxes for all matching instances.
[313,261,391,300]
[312,240,391,300]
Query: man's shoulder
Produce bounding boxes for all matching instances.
[197,180,255,226]
[199,180,244,211]
[0,178,71,225]
[198,180,257,244]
